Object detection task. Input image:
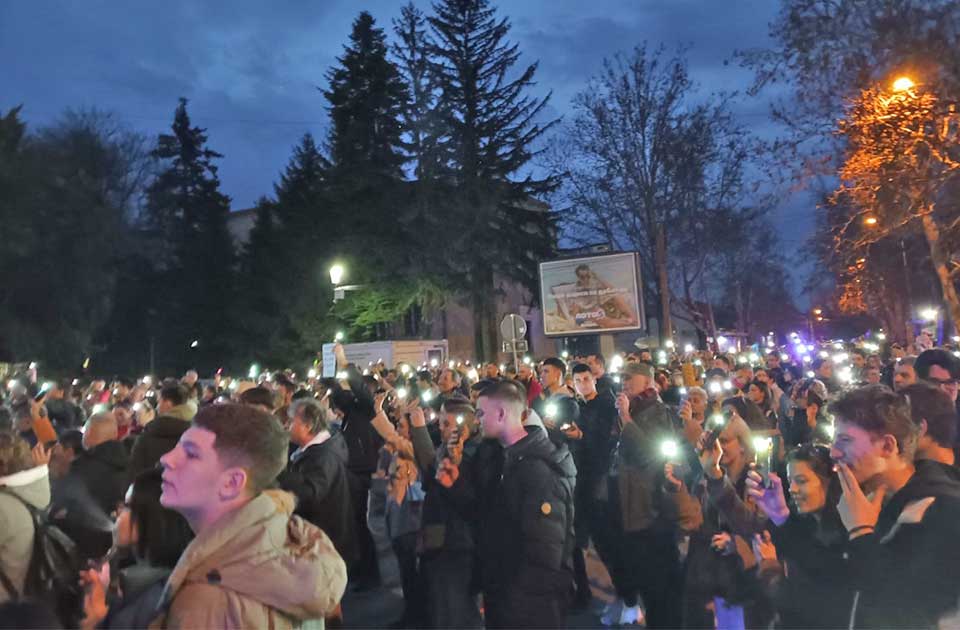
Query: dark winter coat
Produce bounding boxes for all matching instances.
[847,459,960,628]
[478,427,577,624]
[411,426,486,554]
[51,439,129,558]
[276,432,358,568]
[763,511,853,629]
[102,563,170,629]
[127,412,192,477]
[339,366,382,476]
[612,394,678,532]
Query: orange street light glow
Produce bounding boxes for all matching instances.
[892,76,915,93]
[864,216,878,226]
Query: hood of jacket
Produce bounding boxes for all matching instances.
[161,403,196,422]
[163,489,347,621]
[85,439,130,472]
[0,464,51,510]
[507,426,577,481]
[890,458,960,507]
[144,414,192,439]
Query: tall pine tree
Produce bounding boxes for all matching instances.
[429,0,559,359]
[393,3,444,180]
[144,98,235,373]
[324,11,424,339]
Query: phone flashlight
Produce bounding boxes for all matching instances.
[660,439,679,460]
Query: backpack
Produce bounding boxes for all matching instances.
[0,488,85,627]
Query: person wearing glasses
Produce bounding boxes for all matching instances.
[915,348,960,404]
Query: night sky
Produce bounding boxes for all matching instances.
[1,0,813,298]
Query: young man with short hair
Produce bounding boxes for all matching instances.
[157,404,347,629]
[893,356,918,391]
[537,357,580,434]
[570,363,618,608]
[586,353,617,396]
[474,380,576,629]
[830,385,960,627]
[901,381,957,468]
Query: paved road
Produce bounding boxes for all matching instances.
[341,541,625,628]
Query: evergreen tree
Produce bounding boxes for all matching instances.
[324,11,426,339]
[274,132,329,252]
[392,3,443,180]
[144,98,235,373]
[429,0,560,358]
[325,11,407,185]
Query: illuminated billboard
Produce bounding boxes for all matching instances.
[539,252,644,336]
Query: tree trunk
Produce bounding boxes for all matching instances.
[921,212,960,337]
[656,225,672,343]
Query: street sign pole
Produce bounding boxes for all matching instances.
[500,314,528,371]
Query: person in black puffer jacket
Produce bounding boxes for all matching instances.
[471,380,576,630]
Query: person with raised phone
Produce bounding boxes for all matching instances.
[743,444,853,628]
[155,403,347,629]
[828,385,960,627]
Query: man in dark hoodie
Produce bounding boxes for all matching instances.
[472,379,576,629]
[830,385,960,627]
[127,381,195,477]
[277,397,357,569]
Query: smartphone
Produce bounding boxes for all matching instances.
[698,413,728,454]
[560,423,572,432]
[753,437,774,487]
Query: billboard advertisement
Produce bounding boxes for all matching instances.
[539,252,644,336]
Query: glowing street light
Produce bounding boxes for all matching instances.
[329,264,345,286]
[892,76,915,93]
[864,215,878,226]
[921,307,939,322]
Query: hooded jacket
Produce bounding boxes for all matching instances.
[0,465,51,603]
[277,432,358,568]
[846,459,960,628]
[128,404,195,477]
[479,428,577,608]
[155,490,347,630]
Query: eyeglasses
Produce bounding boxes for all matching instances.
[927,377,959,387]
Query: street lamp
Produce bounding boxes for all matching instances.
[329,264,345,286]
[892,76,915,93]
[864,215,878,226]
[921,307,939,322]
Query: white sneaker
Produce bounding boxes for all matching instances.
[619,604,643,626]
[600,599,623,626]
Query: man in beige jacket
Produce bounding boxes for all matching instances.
[155,403,347,629]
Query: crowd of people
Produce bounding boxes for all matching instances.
[1,333,960,628]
